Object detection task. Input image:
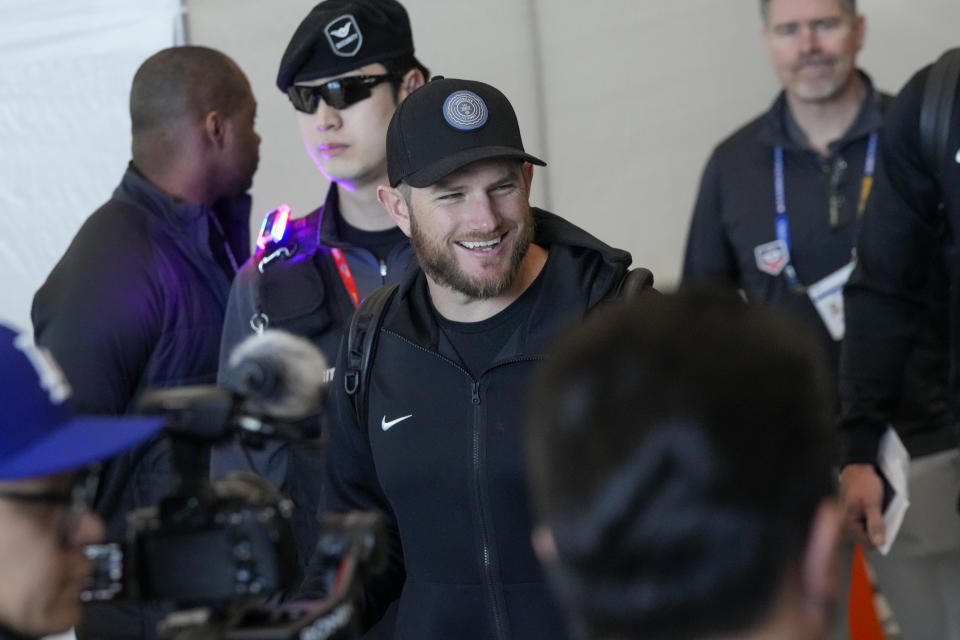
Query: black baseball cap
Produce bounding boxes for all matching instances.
[386,77,546,188]
[277,0,425,92]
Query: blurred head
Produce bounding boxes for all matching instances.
[130,46,261,200]
[278,0,429,187]
[526,290,841,640]
[0,325,165,636]
[761,0,864,104]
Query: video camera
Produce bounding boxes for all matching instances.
[81,330,387,640]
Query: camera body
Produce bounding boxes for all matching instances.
[85,473,299,605]
[80,331,386,639]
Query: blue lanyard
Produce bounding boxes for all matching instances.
[773,132,878,290]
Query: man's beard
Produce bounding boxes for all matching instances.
[409,207,535,300]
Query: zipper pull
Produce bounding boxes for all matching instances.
[379,259,387,278]
[471,382,481,405]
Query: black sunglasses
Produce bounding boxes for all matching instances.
[287,73,399,113]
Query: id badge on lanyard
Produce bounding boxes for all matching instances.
[756,134,877,340]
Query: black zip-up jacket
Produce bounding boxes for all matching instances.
[840,62,960,465]
[211,185,414,571]
[321,209,632,639]
[31,164,250,640]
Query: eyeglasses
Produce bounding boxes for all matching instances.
[286,74,399,113]
[0,465,100,544]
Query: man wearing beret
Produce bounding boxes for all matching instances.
[319,76,642,638]
[212,0,428,576]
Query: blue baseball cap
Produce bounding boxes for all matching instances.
[0,324,167,480]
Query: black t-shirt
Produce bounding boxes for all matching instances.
[335,216,407,263]
[433,267,546,378]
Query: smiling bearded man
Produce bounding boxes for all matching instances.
[308,76,651,639]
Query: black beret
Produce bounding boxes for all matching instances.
[277,0,420,92]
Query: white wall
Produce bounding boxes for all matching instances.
[0,0,181,331]
[4,1,960,332]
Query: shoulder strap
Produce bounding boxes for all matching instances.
[614,267,655,299]
[920,47,960,177]
[342,283,399,427]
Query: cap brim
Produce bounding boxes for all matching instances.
[0,415,167,480]
[399,146,546,188]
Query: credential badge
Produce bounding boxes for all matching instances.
[754,239,790,276]
[324,14,362,57]
[442,90,488,131]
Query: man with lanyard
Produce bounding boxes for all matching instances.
[211,0,427,579]
[316,76,638,638]
[682,0,953,637]
[839,50,960,639]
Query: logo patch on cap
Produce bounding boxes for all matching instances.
[443,91,488,131]
[14,334,71,404]
[325,14,363,57]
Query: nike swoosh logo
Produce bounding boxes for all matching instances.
[381,414,412,431]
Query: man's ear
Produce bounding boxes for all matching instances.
[204,111,226,148]
[853,14,866,54]
[521,162,534,194]
[397,68,426,102]
[378,185,412,237]
[801,498,843,621]
[531,524,557,564]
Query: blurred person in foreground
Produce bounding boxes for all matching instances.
[0,323,165,640]
[527,290,842,640]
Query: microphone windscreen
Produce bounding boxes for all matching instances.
[223,329,328,420]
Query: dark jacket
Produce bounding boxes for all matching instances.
[31,164,250,640]
[683,76,888,372]
[321,209,632,640]
[840,63,960,464]
[683,75,954,462]
[211,185,415,572]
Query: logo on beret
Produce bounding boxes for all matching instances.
[443,91,488,131]
[325,14,362,57]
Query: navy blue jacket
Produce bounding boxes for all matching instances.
[322,210,632,639]
[31,164,250,639]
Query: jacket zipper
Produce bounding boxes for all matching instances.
[471,380,510,640]
[388,333,532,638]
[470,356,544,640]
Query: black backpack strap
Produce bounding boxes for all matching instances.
[614,267,655,299]
[920,48,960,177]
[342,283,399,428]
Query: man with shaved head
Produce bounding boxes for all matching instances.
[32,45,260,640]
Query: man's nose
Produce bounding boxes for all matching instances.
[466,194,501,231]
[313,100,342,132]
[71,509,106,547]
[798,25,821,54]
